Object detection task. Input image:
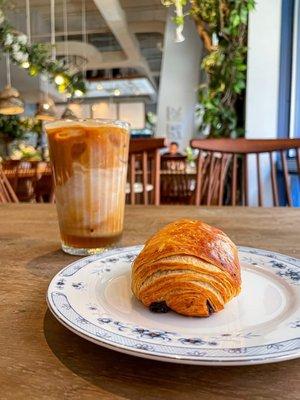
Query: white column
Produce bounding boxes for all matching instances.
[156,10,202,151]
[290,0,300,138]
[245,0,282,206]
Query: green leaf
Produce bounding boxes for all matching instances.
[232,14,241,27]
[240,7,248,24]
[248,0,256,11]
[181,0,255,138]
[236,63,247,71]
[172,15,184,25]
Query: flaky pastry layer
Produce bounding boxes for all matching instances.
[131,219,241,317]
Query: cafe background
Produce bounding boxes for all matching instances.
[0,0,299,206]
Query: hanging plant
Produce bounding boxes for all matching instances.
[0,2,86,97]
[162,0,255,138]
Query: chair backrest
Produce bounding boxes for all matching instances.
[0,166,19,203]
[2,159,41,177]
[128,138,165,205]
[1,160,20,190]
[161,155,187,171]
[160,155,192,204]
[1,160,43,202]
[191,138,300,207]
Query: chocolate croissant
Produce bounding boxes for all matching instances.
[131,219,241,317]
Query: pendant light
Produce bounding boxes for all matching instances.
[35,81,57,121]
[61,106,77,120]
[61,0,85,118]
[0,54,24,115]
[61,0,74,117]
[35,0,56,121]
[50,0,66,89]
[72,0,86,99]
[35,100,56,121]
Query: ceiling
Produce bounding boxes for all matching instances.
[3,0,167,101]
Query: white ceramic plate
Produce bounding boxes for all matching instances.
[47,246,300,366]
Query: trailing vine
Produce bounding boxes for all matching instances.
[0,1,86,97]
[162,0,255,138]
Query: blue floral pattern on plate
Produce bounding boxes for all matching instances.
[47,245,300,365]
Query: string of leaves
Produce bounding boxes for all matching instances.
[162,0,255,138]
[0,1,86,97]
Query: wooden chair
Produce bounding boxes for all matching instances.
[128,138,165,205]
[0,165,19,203]
[160,155,193,204]
[191,138,300,206]
[2,160,37,201]
[2,160,50,202]
[34,163,55,203]
[161,155,187,171]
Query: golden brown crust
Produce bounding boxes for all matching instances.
[131,219,241,317]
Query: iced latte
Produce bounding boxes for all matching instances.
[46,119,130,255]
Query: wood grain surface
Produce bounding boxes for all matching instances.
[0,204,299,400]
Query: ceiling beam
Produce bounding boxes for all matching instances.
[93,0,155,86]
[129,21,165,35]
[31,21,165,39]
[55,41,136,70]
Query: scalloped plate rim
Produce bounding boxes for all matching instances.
[46,245,300,366]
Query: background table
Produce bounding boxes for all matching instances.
[1,205,299,400]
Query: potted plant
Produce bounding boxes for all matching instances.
[10,142,42,161]
[0,115,43,159]
[0,115,28,158]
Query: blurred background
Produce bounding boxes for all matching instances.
[0,0,299,206]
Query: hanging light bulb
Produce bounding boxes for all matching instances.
[0,54,24,115]
[113,88,121,96]
[21,61,30,69]
[54,74,65,85]
[60,0,78,128]
[50,0,70,96]
[35,74,57,121]
[35,96,56,121]
[74,89,84,97]
[21,3,31,68]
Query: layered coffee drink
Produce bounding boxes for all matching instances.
[46,119,130,255]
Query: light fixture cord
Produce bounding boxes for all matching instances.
[6,53,11,87]
[82,0,87,78]
[25,0,31,45]
[46,76,49,98]
[50,0,56,60]
[63,0,69,59]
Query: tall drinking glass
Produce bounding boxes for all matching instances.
[45,119,130,255]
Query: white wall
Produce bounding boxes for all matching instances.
[290,0,300,139]
[119,103,145,129]
[245,0,282,206]
[156,10,202,151]
[92,102,118,120]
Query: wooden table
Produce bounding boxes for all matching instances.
[1,205,299,400]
